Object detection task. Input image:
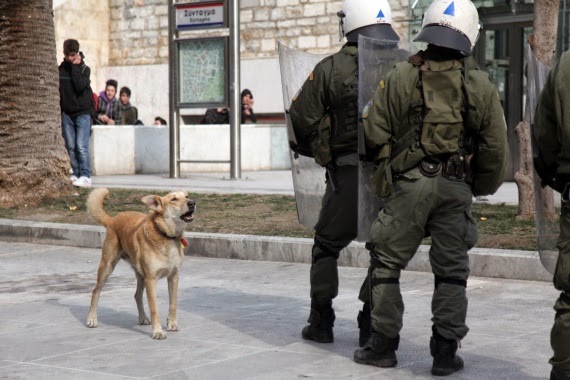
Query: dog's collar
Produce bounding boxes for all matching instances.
[153,220,180,240]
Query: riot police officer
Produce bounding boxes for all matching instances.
[353,0,508,375]
[289,0,400,346]
[533,50,570,380]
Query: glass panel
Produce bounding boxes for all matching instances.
[178,37,226,106]
[483,29,510,115]
[558,0,570,57]
[522,26,533,116]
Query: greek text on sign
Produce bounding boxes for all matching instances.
[176,2,224,29]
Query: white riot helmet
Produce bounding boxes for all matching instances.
[414,0,481,55]
[338,0,399,43]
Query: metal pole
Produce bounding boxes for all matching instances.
[229,0,241,179]
[168,0,180,178]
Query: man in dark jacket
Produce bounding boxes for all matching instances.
[119,86,138,125]
[59,39,93,187]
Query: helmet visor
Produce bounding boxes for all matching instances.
[414,24,472,55]
[347,24,399,43]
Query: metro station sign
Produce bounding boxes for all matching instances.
[176,1,224,30]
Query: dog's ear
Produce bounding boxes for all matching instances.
[141,195,163,212]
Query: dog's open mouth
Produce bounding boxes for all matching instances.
[181,210,195,222]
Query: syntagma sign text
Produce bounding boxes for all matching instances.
[176,2,224,29]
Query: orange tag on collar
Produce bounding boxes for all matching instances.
[180,238,188,248]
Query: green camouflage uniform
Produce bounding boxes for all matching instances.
[289,44,371,309]
[533,51,570,377]
[363,47,508,342]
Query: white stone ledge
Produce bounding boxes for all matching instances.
[0,219,552,282]
[89,124,290,175]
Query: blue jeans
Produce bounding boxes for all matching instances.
[61,113,91,178]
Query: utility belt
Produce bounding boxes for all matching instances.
[418,153,465,180]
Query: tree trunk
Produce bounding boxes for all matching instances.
[531,0,560,67]
[514,115,534,219]
[515,0,560,220]
[0,0,71,207]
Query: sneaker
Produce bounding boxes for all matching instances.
[73,176,91,187]
[70,175,78,182]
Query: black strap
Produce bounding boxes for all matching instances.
[371,278,400,287]
[435,276,467,289]
[556,309,570,319]
[561,292,570,305]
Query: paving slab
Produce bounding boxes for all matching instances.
[0,241,557,379]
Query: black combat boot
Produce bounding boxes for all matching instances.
[430,328,464,376]
[353,330,399,367]
[357,302,371,347]
[551,368,570,380]
[302,300,335,343]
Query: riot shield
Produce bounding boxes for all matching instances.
[357,35,417,242]
[527,44,559,273]
[278,42,328,228]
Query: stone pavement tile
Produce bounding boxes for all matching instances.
[460,331,550,380]
[0,242,557,379]
[175,285,304,321]
[0,323,143,362]
[34,335,265,379]
[0,360,19,369]
[393,326,550,379]
[0,300,79,335]
[156,349,372,380]
[0,242,63,256]
[174,309,305,350]
[0,362,136,379]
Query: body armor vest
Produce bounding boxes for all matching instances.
[329,46,359,157]
[390,55,475,175]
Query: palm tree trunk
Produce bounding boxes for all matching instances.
[0,0,71,207]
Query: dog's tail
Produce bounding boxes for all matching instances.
[87,188,112,227]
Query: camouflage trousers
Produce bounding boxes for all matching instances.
[550,202,570,373]
[310,164,369,303]
[367,167,478,340]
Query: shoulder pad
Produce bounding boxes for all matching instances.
[312,55,334,74]
[318,55,334,65]
[341,45,358,56]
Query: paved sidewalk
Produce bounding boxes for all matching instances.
[0,241,555,379]
[91,171,520,204]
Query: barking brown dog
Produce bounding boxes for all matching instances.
[86,188,195,339]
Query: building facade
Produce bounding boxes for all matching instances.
[54,0,570,179]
